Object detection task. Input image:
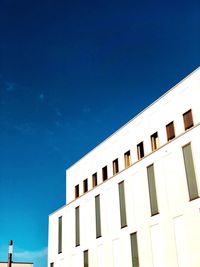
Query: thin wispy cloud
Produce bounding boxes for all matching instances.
[14,247,47,259]
[5,81,15,92]
[39,93,44,100]
[82,106,91,113]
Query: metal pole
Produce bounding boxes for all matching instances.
[8,240,13,267]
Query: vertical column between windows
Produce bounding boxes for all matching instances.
[75,206,80,246]
[95,195,102,238]
[147,164,159,216]
[58,216,62,254]
[130,232,140,267]
[118,181,127,228]
[182,143,199,200]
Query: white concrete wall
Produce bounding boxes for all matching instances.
[66,67,200,204]
[48,67,200,267]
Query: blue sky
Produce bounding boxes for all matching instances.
[0,0,199,266]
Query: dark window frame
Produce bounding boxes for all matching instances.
[147,164,159,216]
[137,142,144,160]
[83,179,88,193]
[118,181,127,228]
[102,166,108,181]
[124,150,131,168]
[58,216,62,254]
[113,158,119,175]
[183,109,193,130]
[92,172,98,188]
[75,184,79,198]
[166,121,175,141]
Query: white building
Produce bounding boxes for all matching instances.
[48,67,200,267]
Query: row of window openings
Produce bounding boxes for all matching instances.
[59,142,198,253]
[75,110,194,199]
[53,232,139,267]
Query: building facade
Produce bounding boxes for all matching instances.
[48,68,200,267]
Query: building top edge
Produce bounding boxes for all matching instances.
[67,66,200,171]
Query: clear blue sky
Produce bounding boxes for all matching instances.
[0,0,199,266]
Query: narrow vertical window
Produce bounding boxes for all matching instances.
[58,216,62,254]
[166,121,175,141]
[92,172,98,188]
[113,158,119,175]
[151,132,159,151]
[75,184,79,198]
[130,232,139,267]
[95,195,102,238]
[118,181,127,228]
[182,143,199,200]
[102,166,108,181]
[75,206,80,246]
[147,164,159,216]
[84,250,89,267]
[183,109,193,130]
[124,150,131,168]
[137,142,144,159]
[83,179,88,193]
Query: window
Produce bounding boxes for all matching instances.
[137,142,144,160]
[147,164,159,216]
[58,216,62,254]
[75,184,79,198]
[166,121,175,141]
[95,195,102,238]
[83,179,88,193]
[50,263,54,267]
[113,158,119,175]
[124,150,131,168]
[183,109,193,130]
[92,173,98,188]
[75,206,80,246]
[130,232,139,267]
[84,250,89,267]
[102,166,108,181]
[118,181,127,228]
[182,143,199,200]
[151,132,159,151]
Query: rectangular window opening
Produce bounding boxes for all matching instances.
[183,109,193,130]
[75,206,80,246]
[75,184,79,198]
[137,142,144,160]
[95,195,102,238]
[58,216,62,254]
[92,172,98,188]
[130,232,139,267]
[83,179,88,193]
[147,164,159,216]
[182,143,199,200]
[166,121,175,141]
[118,181,127,228]
[102,166,108,181]
[151,132,159,151]
[113,158,119,175]
[50,263,54,267]
[84,250,89,267]
[124,150,131,168]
